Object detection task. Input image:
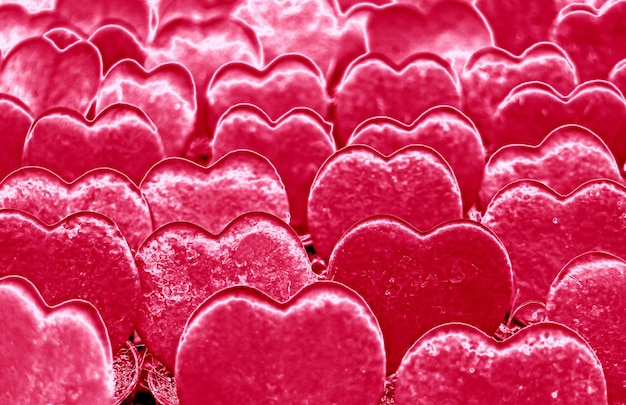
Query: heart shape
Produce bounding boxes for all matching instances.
[211,104,335,234]
[0,94,32,180]
[364,2,493,73]
[475,0,558,54]
[22,103,166,185]
[88,25,147,73]
[490,80,626,163]
[94,59,197,156]
[0,166,152,251]
[328,215,513,372]
[308,145,462,259]
[482,179,626,307]
[0,36,102,117]
[461,42,578,139]
[480,124,623,208]
[333,53,462,147]
[206,53,330,133]
[348,105,485,210]
[552,1,626,81]
[0,275,115,404]
[140,151,290,233]
[394,322,607,404]
[546,251,626,404]
[0,210,141,350]
[134,211,315,370]
[175,282,386,405]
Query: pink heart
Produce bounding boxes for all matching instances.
[482,179,626,307]
[365,2,493,73]
[22,103,166,185]
[211,104,335,234]
[0,36,102,117]
[395,322,607,404]
[88,25,147,73]
[461,42,578,139]
[0,166,152,251]
[54,0,151,41]
[135,211,315,371]
[175,282,386,405]
[0,94,32,180]
[140,151,290,232]
[348,105,485,210]
[333,53,461,147]
[328,215,513,372]
[552,1,626,81]
[0,275,115,404]
[490,80,626,163]
[206,54,330,133]
[94,59,197,156]
[475,0,558,54]
[0,210,141,351]
[308,145,463,259]
[480,125,623,208]
[546,252,626,404]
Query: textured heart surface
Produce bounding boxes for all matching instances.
[546,252,626,404]
[348,105,485,210]
[140,151,290,232]
[212,104,335,233]
[482,179,626,307]
[134,212,315,370]
[480,125,622,208]
[22,104,166,185]
[332,53,461,146]
[308,145,462,259]
[0,275,115,404]
[175,282,386,405]
[0,166,152,250]
[94,59,197,156]
[0,210,141,350]
[328,216,513,372]
[394,322,607,404]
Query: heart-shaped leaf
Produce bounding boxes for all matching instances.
[135,212,315,370]
[175,282,386,405]
[0,210,141,351]
[308,145,463,259]
[395,322,607,404]
[328,215,513,372]
[0,275,115,404]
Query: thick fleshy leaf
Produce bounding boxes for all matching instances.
[333,53,461,147]
[348,105,484,210]
[482,179,626,307]
[88,25,147,73]
[0,210,141,350]
[22,104,166,185]
[94,59,196,156]
[0,37,102,117]
[552,1,626,81]
[211,104,335,233]
[0,166,152,250]
[135,212,315,370]
[480,125,623,208]
[308,145,462,259]
[175,282,386,405]
[140,152,290,231]
[328,216,513,372]
[0,95,32,181]
[546,252,626,404]
[365,2,493,72]
[395,322,607,404]
[489,80,626,164]
[461,42,578,139]
[0,275,115,404]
